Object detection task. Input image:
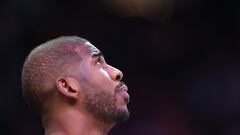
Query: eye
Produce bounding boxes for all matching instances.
[96,57,103,65]
[96,56,107,68]
[96,57,101,63]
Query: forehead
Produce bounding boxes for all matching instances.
[76,42,100,56]
[83,42,100,54]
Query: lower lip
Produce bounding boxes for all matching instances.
[118,91,130,103]
[119,90,129,97]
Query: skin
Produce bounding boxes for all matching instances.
[41,42,129,135]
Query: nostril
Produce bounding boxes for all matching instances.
[116,75,121,81]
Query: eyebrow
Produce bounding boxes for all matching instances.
[92,51,104,58]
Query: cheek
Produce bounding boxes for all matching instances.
[99,68,111,79]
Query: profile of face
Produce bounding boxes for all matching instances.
[70,42,130,124]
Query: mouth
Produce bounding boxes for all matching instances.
[116,82,130,104]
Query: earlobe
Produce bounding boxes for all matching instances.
[56,77,80,104]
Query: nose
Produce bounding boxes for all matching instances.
[106,65,123,81]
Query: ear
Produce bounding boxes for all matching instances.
[55,77,80,103]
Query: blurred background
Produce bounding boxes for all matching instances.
[0,0,239,135]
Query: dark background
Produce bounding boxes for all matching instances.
[1,0,240,135]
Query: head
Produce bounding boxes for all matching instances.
[21,36,130,125]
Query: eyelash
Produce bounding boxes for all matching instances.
[96,57,102,64]
[96,57,107,69]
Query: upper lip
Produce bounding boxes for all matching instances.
[116,82,128,93]
[120,85,128,92]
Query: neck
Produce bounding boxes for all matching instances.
[42,108,115,135]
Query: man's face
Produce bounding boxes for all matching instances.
[73,42,130,124]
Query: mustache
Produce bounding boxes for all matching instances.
[115,82,125,93]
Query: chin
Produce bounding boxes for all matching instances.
[115,107,130,123]
[117,105,128,113]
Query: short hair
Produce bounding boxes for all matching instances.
[21,36,88,113]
